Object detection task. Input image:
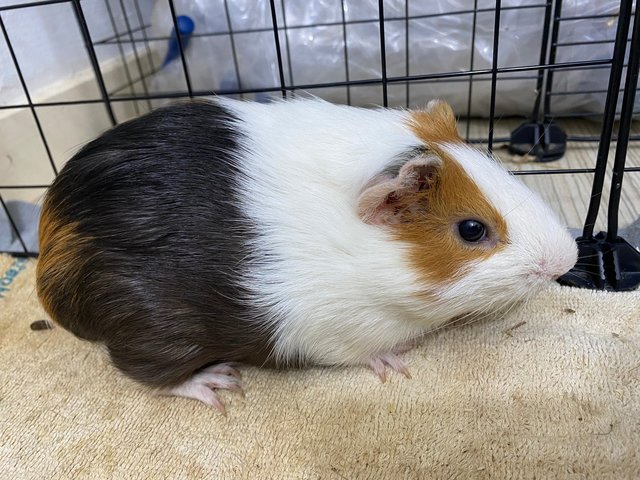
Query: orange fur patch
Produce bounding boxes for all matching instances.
[36,201,92,324]
[409,100,462,145]
[390,107,508,284]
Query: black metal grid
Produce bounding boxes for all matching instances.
[0,0,639,277]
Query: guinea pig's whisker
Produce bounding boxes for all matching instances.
[494,295,527,324]
[568,268,592,274]
[470,306,510,328]
[525,129,549,157]
[450,295,522,331]
[428,307,485,335]
[563,270,582,278]
[503,192,535,219]
[571,266,592,272]
[564,271,588,281]
[576,253,601,260]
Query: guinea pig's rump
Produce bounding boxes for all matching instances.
[36,102,274,388]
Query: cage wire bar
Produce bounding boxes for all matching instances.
[0,0,638,290]
[167,0,193,97]
[104,0,141,115]
[486,0,501,153]
[269,0,287,98]
[72,0,117,125]
[222,0,244,100]
[115,0,151,112]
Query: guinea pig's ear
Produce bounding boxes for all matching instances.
[357,155,442,225]
[425,99,456,124]
[410,100,460,144]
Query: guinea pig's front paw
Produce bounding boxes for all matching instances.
[368,352,412,384]
[162,363,243,413]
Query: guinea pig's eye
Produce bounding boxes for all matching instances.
[458,220,487,243]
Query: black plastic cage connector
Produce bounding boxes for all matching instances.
[509,122,567,162]
[560,233,640,291]
[0,0,638,291]
[507,0,567,162]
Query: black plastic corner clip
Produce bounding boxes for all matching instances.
[509,122,567,162]
[558,232,640,291]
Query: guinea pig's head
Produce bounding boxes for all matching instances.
[358,100,578,318]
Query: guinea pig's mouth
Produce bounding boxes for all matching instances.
[530,250,578,283]
[532,262,568,281]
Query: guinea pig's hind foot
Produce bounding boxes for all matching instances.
[368,352,411,384]
[162,363,243,413]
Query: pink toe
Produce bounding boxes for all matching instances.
[368,357,387,383]
[204,363,242,379]
[368,352,411,382]
[197,386,226,413]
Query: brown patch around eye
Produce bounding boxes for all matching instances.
[391,111,508,284]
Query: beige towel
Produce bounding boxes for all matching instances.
[1,254,638,479]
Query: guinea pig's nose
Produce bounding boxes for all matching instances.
[533,254,576,280]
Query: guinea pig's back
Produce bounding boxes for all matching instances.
[36,101,271,387]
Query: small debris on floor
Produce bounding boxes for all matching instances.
[503,321,527,337]
[564,308,576,314]
[30,319,53,331]
[496,145,538,164]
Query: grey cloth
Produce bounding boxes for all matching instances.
[623,217,640,249]
[0,201,40,254]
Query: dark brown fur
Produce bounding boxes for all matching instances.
[36,102,275,388]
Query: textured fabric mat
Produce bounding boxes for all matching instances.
[1,255,639,479]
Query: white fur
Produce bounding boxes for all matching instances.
[219,98,578,367]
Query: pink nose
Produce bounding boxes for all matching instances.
[534,258,574,280]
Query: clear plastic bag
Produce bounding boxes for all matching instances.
[149,0,631,116]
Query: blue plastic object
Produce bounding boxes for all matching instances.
[162,15,195,68]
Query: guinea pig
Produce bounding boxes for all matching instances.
[36,98,578,411]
